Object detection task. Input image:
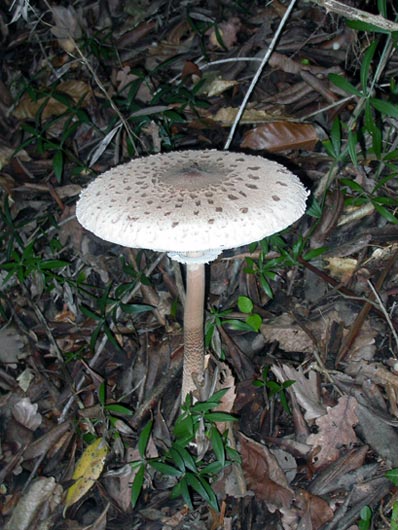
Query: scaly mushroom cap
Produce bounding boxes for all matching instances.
[76,150,309,263]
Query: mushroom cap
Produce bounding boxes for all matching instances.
[76,150,309,263]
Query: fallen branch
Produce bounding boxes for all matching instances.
[311,0,398,32]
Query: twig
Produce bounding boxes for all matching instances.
[223,0,299,150]
[367,279,398,356]
[310,0,398,32]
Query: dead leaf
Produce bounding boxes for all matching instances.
[64,438,108,510]
[239,433,294,509]
[208,17,241,49]
[295,488,334,529]
[241,121,323,152]
[324,257,358,281]
[261,314,314,353]
[272,365,326,421]
[50,6,82,53]
[210,106,288,126]
[12,398,42,431]
[307,396,359,469]
[14,81,91,121]
[4,477,63,530]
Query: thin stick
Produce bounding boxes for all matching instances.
[367,279,398,356]
[223,0,298,150]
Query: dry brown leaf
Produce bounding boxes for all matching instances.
[4,477,63,530]
[14,81,91,121]
[240,121,323,152]
[261,314,314,353]
[295,488,334,529]
[12,398,42,431]
[324,257,358,281]
[210,106,288,126]
[207,17,241,49]
[239,433,294,510]
[307,396,359,469]
[272,365,326,421]
[50,6,82,53]
[199,77,238,97]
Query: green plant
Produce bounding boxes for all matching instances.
[205,295,263,350]
[80,282,153,353]
[253,366,295,414]
[130,389,240,511]
[325,20,398,225]
[0,239,69,287]
[245,234,326,299]
[358,505,372,530]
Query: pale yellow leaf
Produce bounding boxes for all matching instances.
[64,438,108,510]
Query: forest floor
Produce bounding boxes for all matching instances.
[0,0,398,529]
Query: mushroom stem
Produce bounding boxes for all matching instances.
[182,262,206,401]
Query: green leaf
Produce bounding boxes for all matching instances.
[120,303,154,314]
[80,305,102,321]
[209,426,225,466]
[149,460,182,476]
[105,403,133,415]
[53,150,64,183]
[340,178,365,194]
[246,313,262,332]
[98,382,106,406]
[237,295,253,314]
[222,319,255,332]
[347,129,358,167]
[131,463,145,507]
[302,246,327,261]
[328,73,361,96]
[360,41,377,93]
[171,445,197,473]
[39,259,69,270]
[204,412,237,422]
[370,98,398,118]
[372,201,398,224]
[138,419,153,458]
[200,460,226,475]
[171,477,193,509]
[186,473,219,511]
[347,19,393,34]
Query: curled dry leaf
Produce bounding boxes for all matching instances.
[307,396,359,469]
[4,477,63,530]
[240,121,323,152]
[239,433,294,510]
[12,398,42,431]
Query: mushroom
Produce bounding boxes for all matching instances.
[76,150,308,401]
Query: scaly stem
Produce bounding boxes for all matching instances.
[182,263,205,402]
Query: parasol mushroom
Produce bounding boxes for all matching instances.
[76,150,308,401]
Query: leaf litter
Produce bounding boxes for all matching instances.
[0,0,398,529]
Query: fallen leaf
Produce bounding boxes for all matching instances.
[5,477,63,530]
[272,365,326,421]
[239,433,294,509]
[207,17,241,49]
[241,121,323,152]
[14,81,91,121]
[64,438,108,510]
[307,396,359,469]
[12,398,42,431]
